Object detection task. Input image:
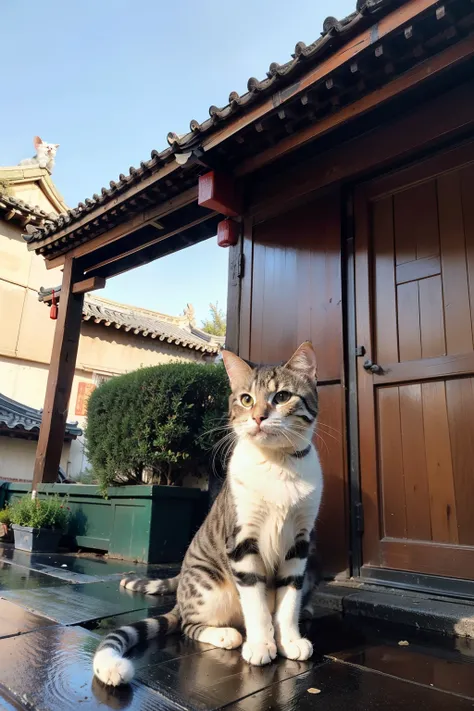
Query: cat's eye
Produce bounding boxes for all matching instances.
[274,391,292,404]
[240,394,254,408]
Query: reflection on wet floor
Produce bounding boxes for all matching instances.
[0,545,474,710]
[0,544,179,584]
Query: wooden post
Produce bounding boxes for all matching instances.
[32,258,84,491]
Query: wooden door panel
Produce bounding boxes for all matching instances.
[394,181,439,264]
[241,195,349,576]
[438,171,474,356]
[418,275,446,359]
[397,282,422,362]
[373,197,398,365]
[377,387,406,539]
[316,384,347,577]
[381,539,474,580]
[356,149,474,580]
[421,380,458,544]
[377,379,463,546]
[462,165,474,338]
[399,383,432,542]
[249,197,342,380]
[446,377,474,545]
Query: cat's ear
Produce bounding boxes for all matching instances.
[33,136,43,149]
[284,342,317,381]
[221,350,252,390]
[53,144,60,148]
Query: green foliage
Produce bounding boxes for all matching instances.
[8,495,70,531]
[201,302,226,337]
[0,508,10,526]
[75,470,98,485]
[86,361,230,494]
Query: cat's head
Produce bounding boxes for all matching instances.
[222,342,318,452]
[34,136,59,159]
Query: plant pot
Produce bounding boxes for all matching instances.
[12,524,63,553]
[5,483,209,563]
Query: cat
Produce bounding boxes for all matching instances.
[19,136,59,173]
[93,342,323,687]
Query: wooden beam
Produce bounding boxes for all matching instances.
[84,212,217,275]
[44,186,198,270]
[95,219,218,282]
[72,276,106,294]
[32,258,84,490]
[250,76,474,223]
[201,0,444,154]
[237,34,474,176]
[198,171,243,217]
[225,226,245,354]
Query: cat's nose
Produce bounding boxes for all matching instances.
[253,415,267,426]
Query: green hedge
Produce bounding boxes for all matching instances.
[86,362,229,492]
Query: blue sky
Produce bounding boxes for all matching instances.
[2,0,355,325]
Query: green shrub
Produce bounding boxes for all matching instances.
[0,508,10,526]
[9,495,70,531]
[86,362,230,493]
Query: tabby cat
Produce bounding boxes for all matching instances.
[93,342,323,686]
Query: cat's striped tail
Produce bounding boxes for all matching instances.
[120,574,180,595]
[93,606,180,686]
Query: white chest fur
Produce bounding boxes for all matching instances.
[229,440,323,573]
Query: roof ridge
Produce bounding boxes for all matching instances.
[38,286,222,354]
[87,294,189,326]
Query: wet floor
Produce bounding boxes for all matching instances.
[0,544,474,709]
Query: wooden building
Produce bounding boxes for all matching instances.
[26,0,474,595]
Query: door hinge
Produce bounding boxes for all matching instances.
[355,502,364,535]
[238,252,245,279]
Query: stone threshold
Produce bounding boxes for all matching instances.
[312,580,474,638]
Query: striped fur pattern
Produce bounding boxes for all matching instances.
[93,342,323,686]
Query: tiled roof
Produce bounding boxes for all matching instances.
[26,0,405,245]
[38,290,224,354]
[0,393,82,440]
[0,192,57,228]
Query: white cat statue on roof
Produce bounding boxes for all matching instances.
[19,136,59,173]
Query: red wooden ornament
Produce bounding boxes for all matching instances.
[50,289,58,320]
[198,171,242,217]
[217,218,240,248]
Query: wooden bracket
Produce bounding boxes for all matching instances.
[198,171,242,217]
[72,276,106,295]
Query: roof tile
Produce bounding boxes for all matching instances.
[26,0,407,245]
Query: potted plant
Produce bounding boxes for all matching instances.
[0,507,12,543]
[9,494,70,553]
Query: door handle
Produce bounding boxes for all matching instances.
[363,359,384,375]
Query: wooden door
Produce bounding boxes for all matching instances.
[355,143,474,581]
[239,194,349,577]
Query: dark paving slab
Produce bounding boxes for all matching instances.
[227,660,474,711]
[0,625,180,711]
[137,646,315,710]
[319,613,474,699]
[306,609,474,700]
[0,544,180,584]
[0,598,55,639]
[0,580,171,625]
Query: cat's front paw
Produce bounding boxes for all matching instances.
[242,639,277,666]
[277,636,313,661]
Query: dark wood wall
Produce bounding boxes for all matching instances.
[238,194,349,578]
